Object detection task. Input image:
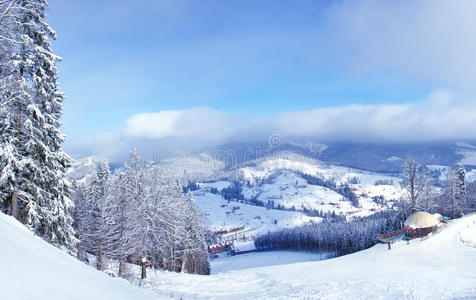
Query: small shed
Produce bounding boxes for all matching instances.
[404,212,440,238]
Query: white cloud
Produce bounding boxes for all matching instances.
[121,90,476,145]
[124,107,235,141]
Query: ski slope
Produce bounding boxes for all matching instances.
[2,210,476,299]
[138,214,476,299]
[0,213,165,300]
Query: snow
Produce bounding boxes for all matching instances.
[210,251,332,274]
[194,191,321,237]
[3,210,476,299]
[0,212,165,300]
[135,214,476,299]
[231,240,256,253]
[193,159,407,238]
[239,155,400,186]
[455,142,476,166]
[383,156,402,162]
[199,180,232,191]
[242,171,344,210]
[239,167,403,219]
[460,219,476,248]
[66,156,107,185]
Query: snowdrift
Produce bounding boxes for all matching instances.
[0,212,163,300]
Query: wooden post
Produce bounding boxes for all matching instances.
[141,262,146,279]
[118,261,124,278]
[96,251,102,270]
[11,191,18,219]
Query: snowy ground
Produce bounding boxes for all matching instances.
[194,191,321,237]
[0,212,166,300]
[242,171,345,210]
[3,211,476,299]
[137,214,476,299]
[210,250,333,274]
[460,219,476,248]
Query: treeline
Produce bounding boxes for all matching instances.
[255,204,410,256]
[72,151,210,278]
[297,172,360,207]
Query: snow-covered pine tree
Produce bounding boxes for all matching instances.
[158,178,191,272]
[0,0,74,248]
[86,161,113,270]
[182,189,210,274]
[121,150,156,279]
[107,170,134,277]
[71,180,89,262]
[456,166,467,215]
[0,0,25,217]
[441,166,468,218]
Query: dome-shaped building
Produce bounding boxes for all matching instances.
[404,212,440,238]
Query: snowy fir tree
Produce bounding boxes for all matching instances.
[0,0,74,248]
[85,161,113,270]
[438,166,470,218]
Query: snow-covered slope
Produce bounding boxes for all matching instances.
[193,155,405,238]
[0,213,164,300]
[135,215,476,299]
[2,207,476,299]
[66,156,107,185]
[194,191,321,237]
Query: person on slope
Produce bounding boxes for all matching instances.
[387,242,391,250]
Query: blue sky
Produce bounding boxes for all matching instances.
[46,0,476,159]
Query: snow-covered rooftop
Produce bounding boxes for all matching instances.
[404,211,440,229]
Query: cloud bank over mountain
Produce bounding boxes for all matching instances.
[64,90,476,161]
[124,90,474,143]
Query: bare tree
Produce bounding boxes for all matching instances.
[401,156,433,213]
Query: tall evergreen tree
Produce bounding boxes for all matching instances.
[0,0,74,247]
[440,167,468,218]
[86,161,112,270]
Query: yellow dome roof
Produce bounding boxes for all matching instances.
[404,212,439,229]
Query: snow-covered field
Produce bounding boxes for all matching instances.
[460,219,476,248]
[239,155,400,186]
[210,250,333,274]
[241,169,404,215]
[3,210,476,299]
[242,171,345,210]
[193,158,405,238]
[194,191,321,237]
[455,142,476,166]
